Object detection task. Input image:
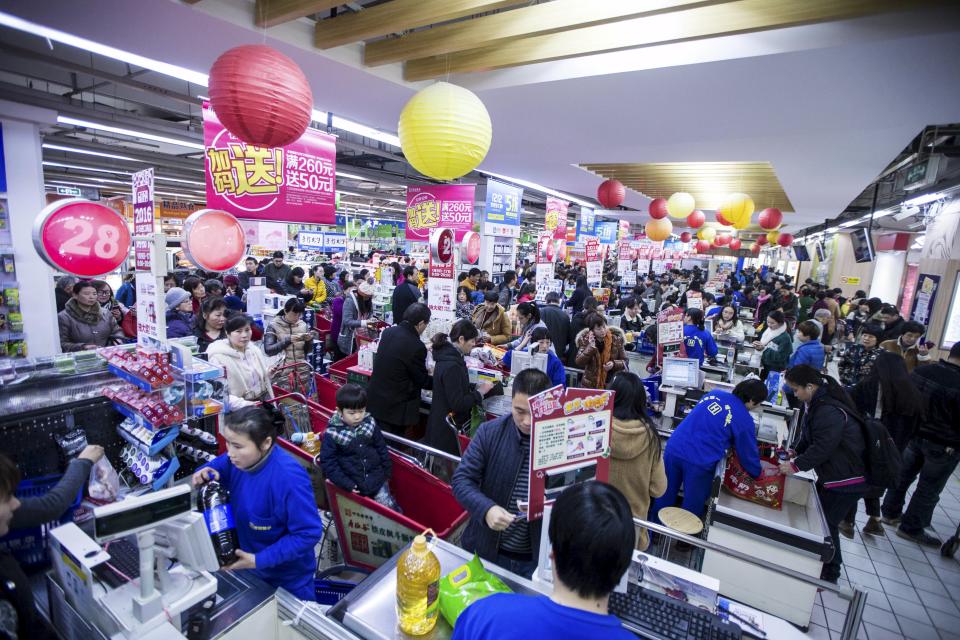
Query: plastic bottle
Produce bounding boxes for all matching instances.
[395,534,441,636]
[291,432,320,455]
[199,481,240,566]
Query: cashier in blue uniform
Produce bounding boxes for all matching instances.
[193,405,324,600]
[652,379,767,521]
[682,308,718,365]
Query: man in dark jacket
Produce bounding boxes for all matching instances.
[878,304,906,343]
[262,251,292,293]
[539,292,571,361]
[367,304,432,436]
[390,266,422,325]
[54,275,77,313]
[882,342,960,546]
[452,369,553,578]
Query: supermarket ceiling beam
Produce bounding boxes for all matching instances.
[254,0,344,28]
[401,0,945,80]
[315,0,525,50]
[363,0,705,67]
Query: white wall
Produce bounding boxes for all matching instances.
[1,100,60,356]
[869,251,907,306]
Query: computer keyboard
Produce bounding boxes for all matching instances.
[93,537,142,589]
[609,583,742,640]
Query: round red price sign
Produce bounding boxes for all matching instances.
[32,198,132,277]
[182,209,245,272]
[461,231,481,265]
[430,228,455,265]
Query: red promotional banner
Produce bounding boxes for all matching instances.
[526,386,613,522]
[406,184,476,241]
[546,197,568,240]
[132,168,155,271]
[203,103,336,224]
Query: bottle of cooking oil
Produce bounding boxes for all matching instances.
[290,432,320,455]
[396,533,441,636]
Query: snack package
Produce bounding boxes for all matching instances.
[722,452,785,510]
[3,288,18,309]
[88,456,120,502]
[439,554,512,628]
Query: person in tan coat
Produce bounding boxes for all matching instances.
[880,320,932,372]
[471,291,512,345]
[606,371,667,549]
[574,313,628,389]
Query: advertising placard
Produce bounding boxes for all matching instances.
[484,179,521,238]
[428,228,456,324]
[132,168,154,271]
[203,103,336,224]
[297,230,325,250]
[406,184,476,241]
[135,272,165,349]
[617,260,632,277]
[656,308,686,365]
[577,207,595,240]
[900,264,920,320]
[621,270,637,287]
[527,386,613,521]
[910,273,940,326]
[686,291,703,309]
[32,199,131,278]
[585,238,602,287]
[545,197,568,240]
[595,220,618,244]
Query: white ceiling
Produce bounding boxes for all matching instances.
[6,0,960,232]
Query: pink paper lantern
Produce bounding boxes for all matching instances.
[759,207,783,230]
[777,233,794,247]
[648,197,669,219]
[679,231,692,242]
[728,238,742,251]
[182,209,246,272]
[695,239,712,253]
[715,233,731,246]
[209,45,314,148]
[597,179,626,209]
[686,209,705,228]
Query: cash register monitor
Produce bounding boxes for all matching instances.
[662,357,701,388]
[156,512,220,572]
[544,460,598,501]
[93,484,192,543]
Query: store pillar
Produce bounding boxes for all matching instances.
[0,100,60,356]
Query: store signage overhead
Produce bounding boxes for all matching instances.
[32,198,131,277]
[483,179,522,238]
[545,197,568,240]
[405,184,475,242]
[203,103,336,224]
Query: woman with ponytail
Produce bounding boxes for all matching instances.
[682,307,718,365]
[780,365,866,584]
[425,320,495,455]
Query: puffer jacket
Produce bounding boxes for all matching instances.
[319,413,391,497]
[264,315,312,364]
[206,339,274,409]
[425,341,483,456]
[58,298,125,351]
[165,309,194,339]
[792,387,867,490]
[911,359,960,448]
[608,417,667,549]
[337,292,365,356]
[574,326,628,389]
[303,275,327,306]
[471,303,512,345]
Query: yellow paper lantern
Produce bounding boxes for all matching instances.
[731,215,751,230]
[666,192,696,219]
[766,229,780,244]
[698,227,717,243]
[719,193,755,227]
[398,82,492,181]
[645,217,673,242]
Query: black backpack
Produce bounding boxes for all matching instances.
[830,402,903,489]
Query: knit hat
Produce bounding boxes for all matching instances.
[165,287,191,311]
[223,274,239,288]
[358,282,375,297]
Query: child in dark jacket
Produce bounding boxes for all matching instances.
[320,384,400,511]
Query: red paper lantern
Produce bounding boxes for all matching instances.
[715,233,731,246]
[209,45,313,148]
[728,238,742,251]
[777,233,794,247]
[695,239,712,253]
[716,210,731,226]
[759,207,783,230]
[750,242,762,254]
[648,197,669,219]
[686,210,705,228]
[182,209,246,272]
[597,179,626,209]
[755,234,768,246]
[679,231,692,242]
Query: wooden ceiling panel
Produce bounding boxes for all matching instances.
[579,162,795,212]
[402,0,943,80]
[254,0,344,28]
[315,0,526,50]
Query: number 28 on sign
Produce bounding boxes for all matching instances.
[33,199,132,278]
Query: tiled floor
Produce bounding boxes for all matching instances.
[805,467,960,640]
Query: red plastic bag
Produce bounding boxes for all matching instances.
[723,452,785,510]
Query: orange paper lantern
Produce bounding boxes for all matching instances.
[645,217,673,241]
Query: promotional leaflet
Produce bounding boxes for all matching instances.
[203,103,336,224]
[484,179,522,238]
[545,198,568,240]
[135,273,164,349]
[406,184,476,241]
[535,232,557,301]
[585,238,602,287]
[527,386,613,521]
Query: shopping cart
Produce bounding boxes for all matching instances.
[354,319,389,349]
[271,361,317,401]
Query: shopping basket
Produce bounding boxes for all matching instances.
[327,352,359,386]
[0,474,83,570]
[314,564,371,605]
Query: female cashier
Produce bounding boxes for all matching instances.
[192,405,323,600]
[651,379,767,521]
[682,308,718,365]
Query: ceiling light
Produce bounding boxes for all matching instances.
[330,116,400,148]
[337,188,405,204]
[335,171,373,181]
[479,170,592,208]
[872,208,897,219]
[825,227,840,234]
[155,190,204,200]
[42,143,138,161]
[155,176,206,186]
[43,160,132,175]
[57,116,205,150]
[904,192,944,207]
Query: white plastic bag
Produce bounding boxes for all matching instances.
[88,456,120,502]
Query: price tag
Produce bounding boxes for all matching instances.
[33,198,132,277]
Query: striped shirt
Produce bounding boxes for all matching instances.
[498,434,532,555]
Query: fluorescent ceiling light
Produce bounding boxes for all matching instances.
[336,171,373,181]
[155,176,206,186]
[825,227,840,234]
[480,170,593,208]
[330,116,399,147]
[904,192,944,207]
[42,143,138,161]
[57,116,205,150]
[155,190,204,200]
[872,208,897,219]
[337,188,405,204]
[43,160,132,175]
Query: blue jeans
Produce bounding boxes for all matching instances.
[495,551,538,579]
[882,438,960,535]
[651,450,716,521]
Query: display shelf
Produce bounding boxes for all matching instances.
[107,363,173,392]
[111,401,170,431]
[116,422,180,457]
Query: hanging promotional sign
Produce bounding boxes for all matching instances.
[536,232,556,301]
[32,199,132,278]
[203,103,336,224]
[910,273,941,326]
[545,198,568,240]
[132,168,155,271]
[527,385,613,522]
[428,228,456,324]
[900,264,920,319]
[461,230,481,265]
[297,231,346,251]
[135,272,164,348]
[182,209,246,273]
[406,184,475,241]
[656,308,686,365]
[577,207,596,240]
[585,238,602,287]
[484,179,522,238]
[595,220,618,244]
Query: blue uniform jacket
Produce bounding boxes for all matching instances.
[682,325,718,365]
[789,339,825,370]
[665,390,762,477]
[501,347,566,387]
[202,447,323,600]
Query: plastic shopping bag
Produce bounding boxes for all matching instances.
[722,452,785,510]
[88,456,120,502]
[439,554,512,628]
